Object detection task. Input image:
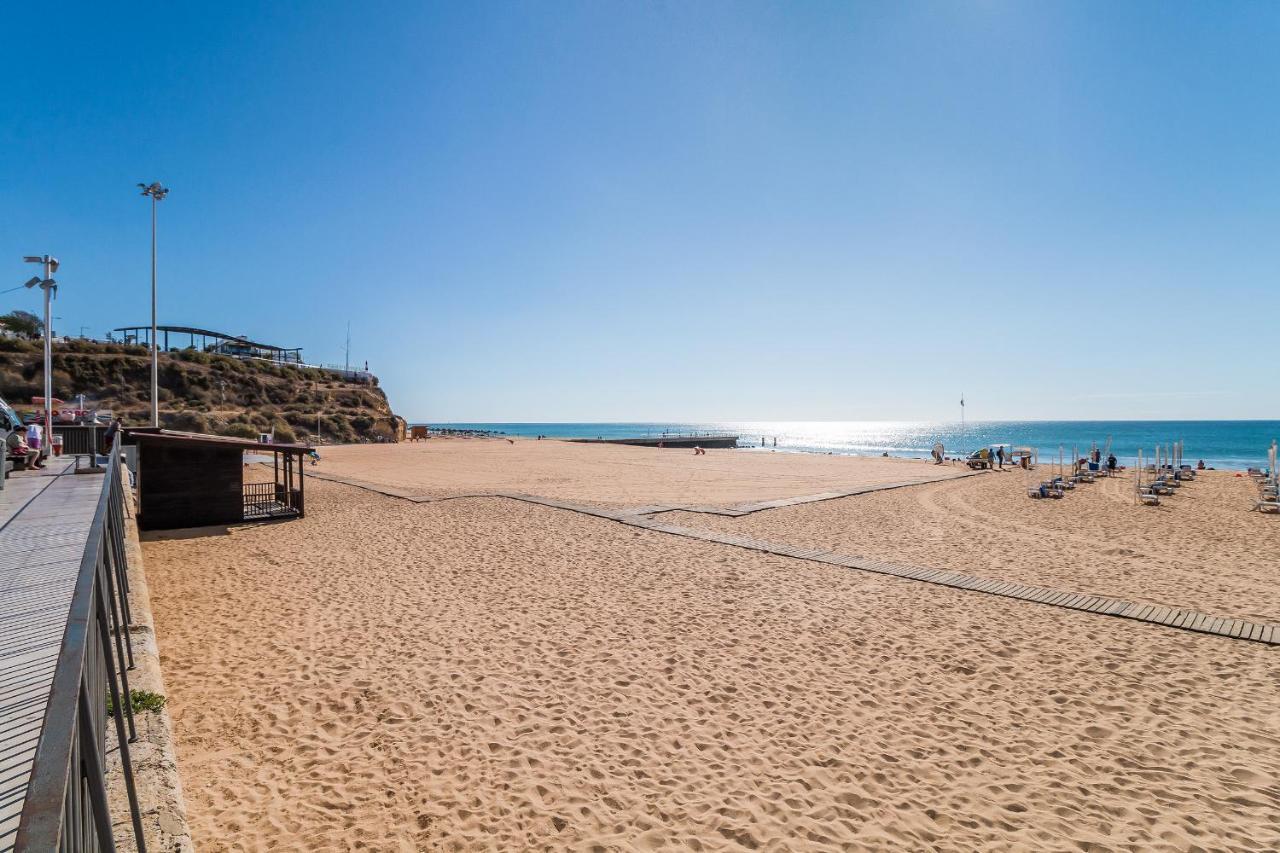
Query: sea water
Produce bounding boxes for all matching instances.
[419,421,1280,470]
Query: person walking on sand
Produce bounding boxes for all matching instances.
[1107,453,1117,474]
[996,446,1005,469]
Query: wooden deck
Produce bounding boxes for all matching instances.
[0,460,105,852]
[307,469,1280,646]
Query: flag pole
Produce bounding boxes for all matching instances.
[960,393,965,456]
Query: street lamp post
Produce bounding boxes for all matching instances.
[21,255,59,460]
[138,182,169,427]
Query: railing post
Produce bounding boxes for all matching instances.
[97,563,147,851]
[104,506,136,670]
[76,687,117,853]
[100,547,137,743]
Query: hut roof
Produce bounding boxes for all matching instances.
[123,428,310,454]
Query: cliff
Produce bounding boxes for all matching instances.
[0,338,405,444]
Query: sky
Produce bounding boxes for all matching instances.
[2,1,1278,422]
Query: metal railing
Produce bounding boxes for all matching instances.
[50,425,105,457]
[14,437,147,852]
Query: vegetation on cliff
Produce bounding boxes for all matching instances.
[0,338,403,443]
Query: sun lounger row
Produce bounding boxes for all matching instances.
[1250,467,1278,513]
[1027,472,1095,500]
[1137,466,1198,507]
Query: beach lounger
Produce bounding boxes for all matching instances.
[1253,500,1279,514]
[1139,489,1161,506]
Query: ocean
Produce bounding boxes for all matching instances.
[420,421,1280,470]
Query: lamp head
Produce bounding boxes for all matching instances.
[139,181,169,200]
[22,276,40,289]
[21,255,57,272]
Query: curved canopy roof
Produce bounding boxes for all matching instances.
[111,325,298,353]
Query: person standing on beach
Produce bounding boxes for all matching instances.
[996,446,1005,469]
[1107,453,1117,473]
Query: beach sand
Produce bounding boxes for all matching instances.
[663,468,1280,624]
[142,444,1280,850]
[315,438,963,506]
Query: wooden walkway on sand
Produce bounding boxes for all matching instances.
[0,461,105,852]
[305,470,1280,646]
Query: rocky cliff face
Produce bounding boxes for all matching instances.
[0,338,405,443]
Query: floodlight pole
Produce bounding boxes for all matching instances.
[22,255,57,460]
[40,260,53,457]
[150,192,157,426]
[139,182,169,427]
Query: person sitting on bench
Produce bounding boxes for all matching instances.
[7,429,40,469]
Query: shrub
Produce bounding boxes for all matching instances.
[108,689,166,717]
[163,411,210,434]
[221,422,259,439]
[49,371,75,399]
[272,421,297,443]
[0,337,37,353]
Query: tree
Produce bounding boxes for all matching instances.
[0,310,43,339]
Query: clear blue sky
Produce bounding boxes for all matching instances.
[3,2,1277,422]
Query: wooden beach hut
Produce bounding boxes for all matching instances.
[125,429,309,530]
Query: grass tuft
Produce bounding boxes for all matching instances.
[107,689,167,717]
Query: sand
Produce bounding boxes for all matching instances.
[662,468,1280,624]
[141,444,1280,850]
[315,438,963,506]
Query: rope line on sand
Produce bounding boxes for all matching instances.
[304,471,1279,647]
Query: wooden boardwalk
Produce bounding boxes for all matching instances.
[307,469,1280,646]
[0,461,105,852]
